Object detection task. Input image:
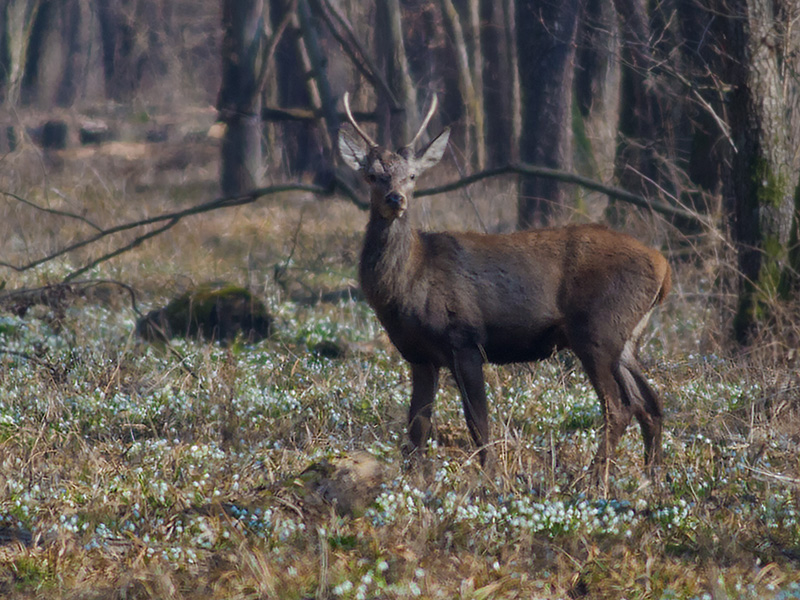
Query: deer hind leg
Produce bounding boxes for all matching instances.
[567,310,633,488]
[407,363,440,455]
[579,351,633,487]
[613,341,664,470]
[449,347,490,464]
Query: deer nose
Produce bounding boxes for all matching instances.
[385,192,405,210]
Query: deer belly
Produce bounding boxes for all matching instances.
[482,323,567,364]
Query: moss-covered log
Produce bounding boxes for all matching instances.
[137,282,273,345]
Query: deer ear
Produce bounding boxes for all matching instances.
[338,126,368,171]
[415,128,450,173]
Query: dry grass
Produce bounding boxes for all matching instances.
[1,137,799,600]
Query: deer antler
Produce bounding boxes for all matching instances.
[408,93,438,149]
[343,92,377,148]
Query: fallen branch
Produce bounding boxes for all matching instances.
[0,182,340,278]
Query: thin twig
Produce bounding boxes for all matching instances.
[745,465,800,487]
[64,218,181,282]
[2,190,103,231]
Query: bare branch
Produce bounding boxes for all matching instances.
[64,218,180,282]
[670,69,737,153]
[0,279,145,318]
[416,163,710,226]
[313,0,400,109]
[254,0,297,100]
[2,190,103,231]
[0,162,707,282]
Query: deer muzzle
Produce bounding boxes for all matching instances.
[384,192,407,216]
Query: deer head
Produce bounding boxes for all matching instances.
[338,93,450,220]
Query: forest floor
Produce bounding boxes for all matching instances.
[1,123,799,599]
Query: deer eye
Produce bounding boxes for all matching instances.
[366,173,377,183]
[410,173,416,180]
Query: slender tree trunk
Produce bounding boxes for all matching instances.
[3,0,42,106]
[612,0,663,198]
[516,0,581,228]
[55,0,86,107]
[19,0,53,105]
[465,0,485,169]
[574,0,619,181]
[97,0,168,102]
[375,0,416,147]
[440,0,484,168]
[481,0,515,166]
[297,0,337,153]
[218,0,264,196]
[674,0,733,217]
[97,0,136,101]
[504,0,521,158]
[271,0,318,174]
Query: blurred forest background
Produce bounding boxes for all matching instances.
[1,0,799,347]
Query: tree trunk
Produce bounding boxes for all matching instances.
[612,0,663,199]
[55,0,86,107]
[481,0,516,166]
[465,0,486,169]
[574,0,619,181]
[724,0,800,343]
[2,0,42,107]
[19,0,53,105]
[295,0,338,158]
[516,0,581,228]
[97,0,168,102]
[271,0,319,174]
[218,0,265,196]
[375,0,416,147]
[440,0,484,169]
[97,0,136,101]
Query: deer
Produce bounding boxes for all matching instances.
[338,92,671,486]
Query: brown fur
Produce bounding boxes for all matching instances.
[339,109,670,480]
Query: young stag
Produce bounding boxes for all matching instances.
[338,93,671,481]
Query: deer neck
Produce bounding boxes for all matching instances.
[360,206,419,309]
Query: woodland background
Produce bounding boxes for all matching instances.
[2,0,799,344]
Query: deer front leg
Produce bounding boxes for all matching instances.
[450,347,490,464]
[407,363,440,455]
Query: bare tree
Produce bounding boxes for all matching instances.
[574,0,619,186]
[97,0,170,102]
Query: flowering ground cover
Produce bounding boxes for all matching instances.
[1,156,799,599]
